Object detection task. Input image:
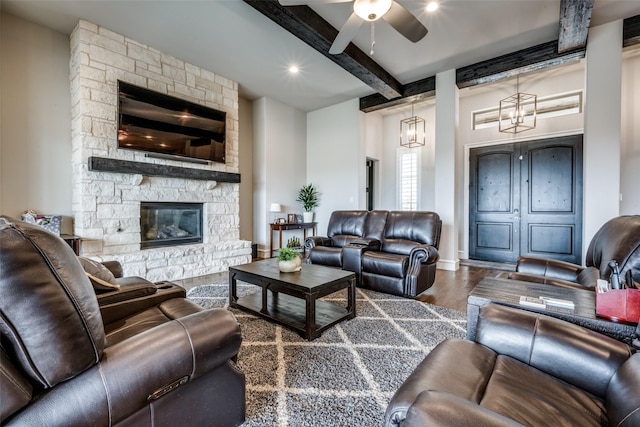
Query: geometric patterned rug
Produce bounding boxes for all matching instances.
[187,283,467,427]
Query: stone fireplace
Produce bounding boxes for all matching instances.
[69,20,251,281]
[140,202,203,249]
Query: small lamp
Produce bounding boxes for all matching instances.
[269,203,282,224]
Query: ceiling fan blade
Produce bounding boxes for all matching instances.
[382,1,428,43]
[329,12,363,54]
[278,0,351,6]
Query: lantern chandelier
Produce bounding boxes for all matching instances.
[498,76,537,134]
[400,103,425,148]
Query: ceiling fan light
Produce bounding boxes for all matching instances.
[426,1,439,12]
[354,0,392,21]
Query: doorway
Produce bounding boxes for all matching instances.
[366,158,376,211]
[469,135,583,264]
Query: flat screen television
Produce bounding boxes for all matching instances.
[117,81,226,164]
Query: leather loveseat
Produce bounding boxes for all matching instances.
[0,216,246,426]
[306,210,441,298]
[504,215,640,290]
[385,303,640,427]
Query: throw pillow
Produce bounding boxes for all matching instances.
[78,257,120,291]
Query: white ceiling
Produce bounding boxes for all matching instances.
[2,0,639,112]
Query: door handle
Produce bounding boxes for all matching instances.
[513,209,520,220]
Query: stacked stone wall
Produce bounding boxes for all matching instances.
[70,20,250,281]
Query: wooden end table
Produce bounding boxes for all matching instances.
[229,259,355,340]
[467,276,637,346]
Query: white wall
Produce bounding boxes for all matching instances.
[376,103,436,211]
[239,96,254,242]
[307,98,363,234]
[621,49,640,214]
[583,20,623,242]
[252,96,306,256]
[1,13,73,232]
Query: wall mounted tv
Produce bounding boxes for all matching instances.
[117,81,226,164]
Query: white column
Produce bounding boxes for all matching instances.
[434,69,459,271]
[583,20,623,248]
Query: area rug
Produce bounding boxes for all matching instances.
[187,283,467,427]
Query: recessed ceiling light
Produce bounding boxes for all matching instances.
[426,1,439,12]
[289,65,300,74]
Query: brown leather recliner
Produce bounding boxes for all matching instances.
[386,304,640,427]
[360,211,441,298]
[506,215,640,290]
[305,210,386,267]
[0,216,245,426]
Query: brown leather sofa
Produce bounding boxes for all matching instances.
[306,210,441,298]
[0,216,246,426]
[386,303,640,427]
[504,215,640,290]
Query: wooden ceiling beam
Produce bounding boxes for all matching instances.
[623,15,640,48]
[359,76,435,112]
[456,40,585,89]
[558,0,594,53]
[243,0,403,99]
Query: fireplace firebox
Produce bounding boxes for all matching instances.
[140,202,203,249]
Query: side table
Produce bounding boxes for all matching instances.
[467,276,637,346]
[269,222,317,258]
[61,234,82,255]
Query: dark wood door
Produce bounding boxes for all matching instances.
[469,135,583,264]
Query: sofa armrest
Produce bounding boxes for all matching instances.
[99,283,186,324]
[476,304,632,398]
[409,245,439,265]
[516,256,586,283]
[348,238,381,250]
[402,391,522,427]
[8,309,243,426]
[100,260,123,278]
[304,236,332,250]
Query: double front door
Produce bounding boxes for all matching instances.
[469,135,583,264]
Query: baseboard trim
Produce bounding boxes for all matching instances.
[437,259,460,271]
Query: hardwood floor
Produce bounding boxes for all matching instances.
[174,263,506,313]
[415,265,505,312]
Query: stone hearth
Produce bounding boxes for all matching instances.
[69,20,251,281]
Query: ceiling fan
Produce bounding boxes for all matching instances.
[279,0,428,55]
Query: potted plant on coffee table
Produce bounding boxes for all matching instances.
[277,247,302,272]
[297,183,319,223]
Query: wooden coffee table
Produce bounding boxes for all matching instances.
[229,259,356,340]
[467,276,637,346]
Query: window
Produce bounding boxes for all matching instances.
[397,149,419,210]
[472,90,582,130]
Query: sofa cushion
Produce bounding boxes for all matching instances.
[362,251,407,278]
[0,216,105,389]
[307,246,343,267]
[326,211,369,246]
[386,339,607,427]
[383,211,441,247]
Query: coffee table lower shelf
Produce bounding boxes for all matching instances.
[232,291,354,340]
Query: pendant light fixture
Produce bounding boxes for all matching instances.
[499,76,537,134]
[400,103,425,148]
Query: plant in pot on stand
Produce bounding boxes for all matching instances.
[277,247,302,272]
[297,183,319,224]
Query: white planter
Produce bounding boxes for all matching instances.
[303,212,314,223]
[278,257,302,272]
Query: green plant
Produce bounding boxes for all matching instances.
[296,184,319,212]
[277,247,300,261]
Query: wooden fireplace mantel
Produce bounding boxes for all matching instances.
[88,157,241,183]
